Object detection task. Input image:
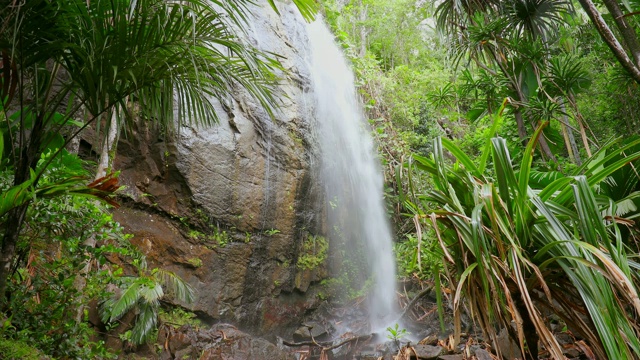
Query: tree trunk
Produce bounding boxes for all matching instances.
[566,123,581,165]
[537,130,558,163]
[577,0,640,84]
[514,110,528,141]
[577,118,592,158]
[601,0,640,67]
[560,120,575,163]
[0,204,29,307]
[0,112,47,306]
[95,111,119,180]
[560,98,582,165]
[514,110,557,162]
[568,93,593,157]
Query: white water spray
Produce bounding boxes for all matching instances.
[306,19,397,330]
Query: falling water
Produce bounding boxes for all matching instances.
[306,19,397,330]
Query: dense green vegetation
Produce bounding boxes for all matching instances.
[3,0,640,358]
[322,0,640,358]
[0,0,316,357]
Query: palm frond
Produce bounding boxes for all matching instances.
[129,302,158,345]
[1,0,283,141]
[503,0,573,41]
[547,53,591,96]
[139,282,164,305]
[615,193,640,216]
[154,268,194,304]
[102,279,144,323]
[267,0,318,22]
[528,169,564,188]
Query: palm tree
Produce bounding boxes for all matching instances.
[101,263,194,346]
[503,0,571,42]
[0,0,315,305]
[438,0,574,161]
[546,53,593,160]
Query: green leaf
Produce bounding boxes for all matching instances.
[442,137,479,176]
[104,280,143,322]
[518,121,548,201]
[154,269,194,304]
[479,98,508,173]
[0,127,4,162]
[129,302,157,345]
[0,179,35,217]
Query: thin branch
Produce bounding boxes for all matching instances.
[398,285,435,321]
[323,334,372,351]
[280,334,373,352]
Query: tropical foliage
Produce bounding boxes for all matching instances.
[0,0,317,356]
[408,122,640,359]
[0,0,286,303]
[5,0,640,357]
[577,0,640,84]
[0,157,132,357]
[320,0,640,358]
[101,263,194,346]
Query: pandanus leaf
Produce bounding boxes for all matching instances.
[411,131,640,358]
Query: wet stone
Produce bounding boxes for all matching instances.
[475,349,494,360]
[496,328,522,360]
[358,350,382,359]
[438,355,464,360]
[413,344,445,359]
[468,344,485,355]
[293,321,329,342]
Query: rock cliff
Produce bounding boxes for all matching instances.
[110,4,328,337]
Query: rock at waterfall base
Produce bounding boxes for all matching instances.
[157,323,294,360]
[412,344,445,359]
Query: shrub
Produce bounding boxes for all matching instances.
[411,126,640,359]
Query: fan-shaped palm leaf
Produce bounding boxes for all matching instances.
[547,53,591,96]
[102,279,145,323]
[0,0,294,301]
[503,0,573,41]
[435,0,501,34]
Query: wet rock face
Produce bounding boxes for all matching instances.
[113,5,327,337]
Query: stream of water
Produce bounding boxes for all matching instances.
[306,19,398,331]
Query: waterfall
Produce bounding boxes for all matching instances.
[306,19,397,330]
